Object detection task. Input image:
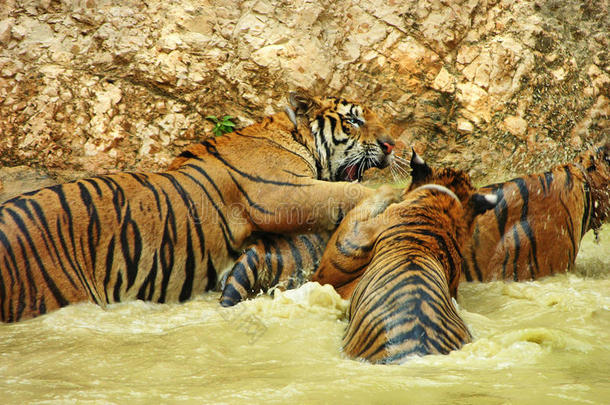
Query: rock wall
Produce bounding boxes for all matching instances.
[1,0,608,184]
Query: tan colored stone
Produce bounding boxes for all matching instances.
[457,44,480,66]
[432,67,456,93]
[158,33,184,52]
[93,84,122,116]
[391,36,440,75]
[457,119,474,134]
[503,115,528,138]
[0,18,13,45]
[0,166,57,203]
[551,67,566,81]
[10,22,27,40]
[472,61,491,90]
[251,44,286,68]
[0,58,23,78]
[456,82,491,123]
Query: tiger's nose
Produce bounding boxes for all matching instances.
[378,137,395,155]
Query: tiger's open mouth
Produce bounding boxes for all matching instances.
[339,156,391,182]
[343,164,360,181]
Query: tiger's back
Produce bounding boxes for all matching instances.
[343,188,471,362]
[308,155,497,363]
[0,166,238,321]
[341,185,498,363]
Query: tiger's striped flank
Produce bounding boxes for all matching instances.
[219,232,331,307]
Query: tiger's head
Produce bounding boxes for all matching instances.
[577,140,610,231]
[288,92,395,182]
[407,148,477,204]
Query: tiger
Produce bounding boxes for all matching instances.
[0,91,396,322]
[462,141,610,282]
[311,150,488,298]
[219,150,411,308]
[312,157,498,363]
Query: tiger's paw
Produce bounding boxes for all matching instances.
[361,185,402,219]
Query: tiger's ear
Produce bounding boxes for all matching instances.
[463,192,499,227]
[289,91,319,116]
[470,193,499,214]
[410,148,432,183]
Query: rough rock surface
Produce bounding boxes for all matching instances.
[0,0,608,186]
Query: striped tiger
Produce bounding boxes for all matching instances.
[311,158,498,362]
[462,141,609,281]
[339,184,498,363]
[311,150,481,298]
[0,91,396,322]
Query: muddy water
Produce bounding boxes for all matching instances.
[0,225,607,404]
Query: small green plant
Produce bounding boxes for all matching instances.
[206,115,236,137]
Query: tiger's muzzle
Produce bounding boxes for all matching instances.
[338,136,395,182]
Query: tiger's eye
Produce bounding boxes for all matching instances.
[347,117,363,127]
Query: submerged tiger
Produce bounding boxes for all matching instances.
[462,141,609,282]
[313,155,498,362]
[0,92,397,322]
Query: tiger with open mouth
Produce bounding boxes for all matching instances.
[0,91,396,322]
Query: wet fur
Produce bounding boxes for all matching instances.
[311,153,477,297]
[340,184,496,363]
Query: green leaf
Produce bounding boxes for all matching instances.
[207,114,236,136]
